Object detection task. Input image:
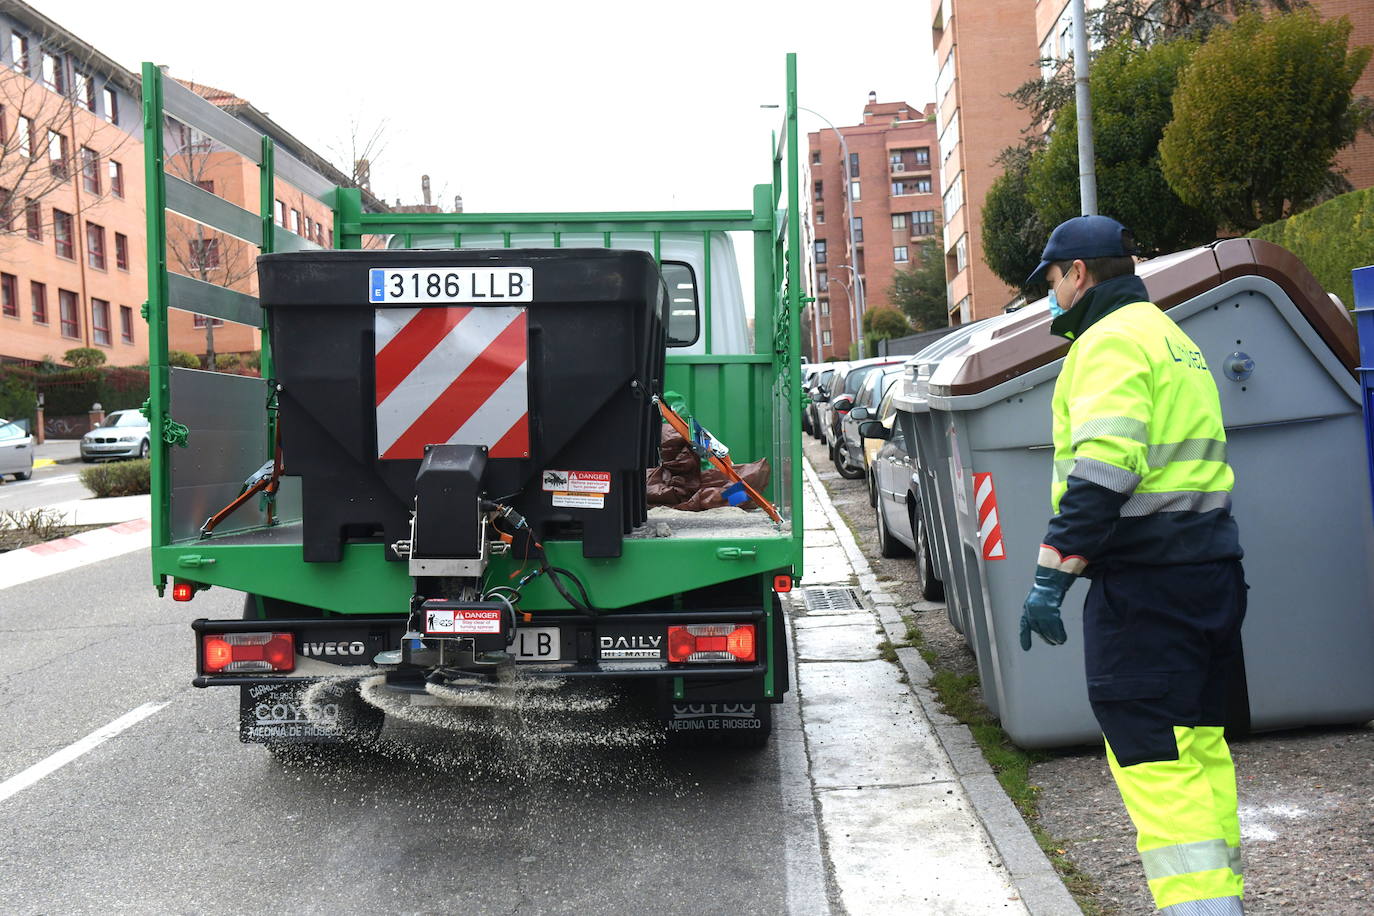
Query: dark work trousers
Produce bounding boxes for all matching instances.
[1083,560,1249,767]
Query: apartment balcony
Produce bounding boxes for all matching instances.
[889,161,932,176]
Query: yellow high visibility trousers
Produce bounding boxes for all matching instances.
[1107,726,1244,913]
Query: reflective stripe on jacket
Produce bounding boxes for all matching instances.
[1040,273,1242,573]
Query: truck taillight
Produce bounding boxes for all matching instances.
[172,582,195,601]
[202,632,295,674]
[667,624,756,663]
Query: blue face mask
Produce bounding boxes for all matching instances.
[1047,289,1065,319]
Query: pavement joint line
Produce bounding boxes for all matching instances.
[0,699,169,804]
[802,457,1079,915]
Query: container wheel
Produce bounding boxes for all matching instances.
[876,495,910,558]
[913,507,945,602]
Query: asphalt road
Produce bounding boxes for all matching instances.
[0,464,92,513]
[0,550,825,915]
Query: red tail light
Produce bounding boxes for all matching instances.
[773,574,793,593]
[666,624,757,663]
[202,632,295,674]
[172,582,195,602]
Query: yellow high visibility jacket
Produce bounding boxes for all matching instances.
[1038,273,1241,574]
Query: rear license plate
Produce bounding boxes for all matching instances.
[511,627,560,661]
[368,267,533,303]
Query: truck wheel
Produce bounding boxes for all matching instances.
[876,496,910,559]
[913,509,945,602]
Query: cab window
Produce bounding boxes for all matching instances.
[660,261,699,347]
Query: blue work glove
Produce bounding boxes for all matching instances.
[1019,565,1074,650]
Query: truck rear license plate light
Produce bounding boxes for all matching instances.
[666,624,756,663]
[202,632,295,674]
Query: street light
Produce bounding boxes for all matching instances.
[827,274,852,359]
[762,103,867,358]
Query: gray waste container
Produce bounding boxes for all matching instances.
[924,238,1374,748]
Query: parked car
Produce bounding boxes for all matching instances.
[80,409,152,461]
[824,357,904,465]
[801,364,819,435]
[838,364,904,481]
[861,412,944,601]
[806,365,836,440]
[812,362,847,444]
[0,418,35,480]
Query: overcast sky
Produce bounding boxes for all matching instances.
[36,0,938,212]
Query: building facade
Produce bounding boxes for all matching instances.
[807,96,940,360]
[931,0,1040,324]
[0,2,380,371]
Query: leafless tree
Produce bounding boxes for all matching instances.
[0,31,133,244]
[327,117,390,191]
[163,121,259,366]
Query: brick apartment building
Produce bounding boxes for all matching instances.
[807,96,941,360]
[0,2,381,370]
[933,0,1372,325]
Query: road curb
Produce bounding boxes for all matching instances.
[802,458,1081,916]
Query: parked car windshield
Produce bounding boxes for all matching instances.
[844,361,902,397]
[100,411,150,428]
[0,420,26,440]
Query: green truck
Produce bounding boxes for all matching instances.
[143,57,806,750]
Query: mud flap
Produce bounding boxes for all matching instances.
[661,700,773,748]
[239,680,383,745]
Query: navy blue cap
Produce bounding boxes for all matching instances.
[1026,215,1135,285]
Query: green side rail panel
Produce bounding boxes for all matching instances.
[144,55,806,610]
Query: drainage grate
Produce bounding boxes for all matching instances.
[801,586,863,612]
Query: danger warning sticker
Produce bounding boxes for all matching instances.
[551,492,605,510]
[541,470,612,494]
[425,608,503,635]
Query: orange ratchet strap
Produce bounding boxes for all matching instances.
[654,396,783,524]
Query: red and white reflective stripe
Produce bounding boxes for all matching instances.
[973,472,1005,560]
[374,306,530,460]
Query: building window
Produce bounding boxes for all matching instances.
[851,216,863,243]
[820,298,830,316]
[290,209,301,233]
[275,199,286,226]
[25,198,40,239]
[814,239,827,265]
[816,209,824,224]
[822,329,832,346]
[892,213,908,229]
[81,146,100,193]
[848,152,859,178]
[86,222,106,270]
[1,273,17,318]
[47,129,69,180]
[817,270,828,291]
[109,160,124,197]
[0,187,10,230]
[305,215,313,238]
[195,179,214,193]
[103,86,118,124]
[913,210,935,236]
[53,209,74,258]
[189,238,220,270]
[91,298,111,346]
[936,49,956,102]
[17,116,33,158]
[850,179,861,201]
[894,246,910,263]
[811,150,821,165]
[813,181,823,202]
[75,70,95,111]
[939,109,960,166]
[943,173,964,218]
[10,34,29,73]
[192,314,225,329]
[955,234,968,273]
[58,289,79,338]
[115,232,129,270]
[892,179,932,196]
[120,305,134,344]
[31,282,47,324]
[915,147,930,167]
[41,50,64,93]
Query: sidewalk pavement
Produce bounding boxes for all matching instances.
[796,458,1079,915]
[46,494,150,526]
[33,438,82,469]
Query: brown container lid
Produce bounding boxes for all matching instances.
[929,239,1356,397]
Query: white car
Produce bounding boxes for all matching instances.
[80,409,152,461]
[0,418,35,480]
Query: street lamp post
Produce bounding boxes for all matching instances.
[764,103,867,358]
[827,274,853,359]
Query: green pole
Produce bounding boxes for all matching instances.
[785,52,804,558]
[141,62,170,589]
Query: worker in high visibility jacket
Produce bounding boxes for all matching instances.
[1021,215,1248,915]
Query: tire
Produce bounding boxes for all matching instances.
[867,470,878,507]
[138,440,149,459]
[913,504,945,602]
[876,494,910,558]
[835,441,865,480]
[15,468,32,481]
[80,455,93,463]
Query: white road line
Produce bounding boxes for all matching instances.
[0,700,168,804]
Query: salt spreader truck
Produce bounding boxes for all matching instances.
[142,58,807,748]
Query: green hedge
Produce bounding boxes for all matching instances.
[0,365,149,423]
[1250,186,1374,309]
[79,458,151,498]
